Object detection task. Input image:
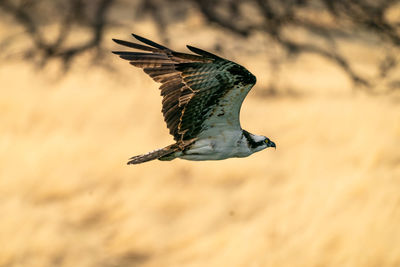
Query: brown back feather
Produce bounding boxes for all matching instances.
[112,34,256,141]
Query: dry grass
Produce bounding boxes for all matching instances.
[1,24,400,267]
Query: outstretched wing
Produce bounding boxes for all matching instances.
[112,34,256,141]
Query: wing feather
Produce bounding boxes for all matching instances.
[186,45,220,59]
[131,33,170,50]
[112,34,256,141]
[112,38,159,52]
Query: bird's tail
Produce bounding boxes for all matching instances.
[127,144,180,165]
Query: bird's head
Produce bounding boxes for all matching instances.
[263,137,276,149]
[244,131,276,153]
[254,136,276,152]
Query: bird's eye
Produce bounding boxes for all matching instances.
[265,138,269,143]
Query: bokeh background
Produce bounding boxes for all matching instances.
[1,0,400,266]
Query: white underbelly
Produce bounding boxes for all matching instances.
[177,84,255,161]
[179,130,251,160]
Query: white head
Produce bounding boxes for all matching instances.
[242,130,276,153]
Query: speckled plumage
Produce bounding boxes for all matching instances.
[112,34,275,164]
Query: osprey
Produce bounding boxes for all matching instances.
[112,34,276,164]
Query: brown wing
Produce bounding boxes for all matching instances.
[112,34,256,141]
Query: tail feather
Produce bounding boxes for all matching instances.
[127,144,179,165]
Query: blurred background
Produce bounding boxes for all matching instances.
[1,0,400,266]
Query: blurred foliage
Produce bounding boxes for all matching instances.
[0,0,399,92]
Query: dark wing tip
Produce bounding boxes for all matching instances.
[186,45,220,59]
[132,33,169,50]
[111,51,132,58]
[112,38,127,45]
[131,33,145,41]
[112,37,162,52]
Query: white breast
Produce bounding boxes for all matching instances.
[179,129,252,160]
[178,84,254,161]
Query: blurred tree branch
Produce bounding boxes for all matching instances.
[0,0,114,69]
[0,0,399,92]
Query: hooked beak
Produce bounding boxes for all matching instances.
[268,140,276,150]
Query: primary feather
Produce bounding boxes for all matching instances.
[112,34,275,164]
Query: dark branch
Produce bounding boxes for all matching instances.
[0,0,399,93]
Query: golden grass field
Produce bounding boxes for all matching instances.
[1,21,400,266]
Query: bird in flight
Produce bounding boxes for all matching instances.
[112,34,276,164]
